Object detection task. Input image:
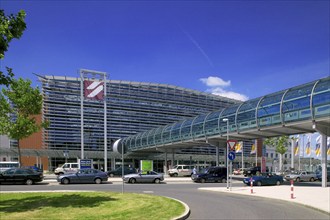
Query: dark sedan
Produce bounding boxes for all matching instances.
[57,168,108,184]
[243,173,284,186]
[107,167,136,177]
[0,168,44,185]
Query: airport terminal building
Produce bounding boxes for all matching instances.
[16,73,241,171]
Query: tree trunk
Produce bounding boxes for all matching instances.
[17,139,22,167]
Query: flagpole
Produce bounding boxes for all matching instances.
[255,139,257,166]
[80,70,84,159]
[242,142,244,169]
[104,73,107,172]
[298,136,300,171]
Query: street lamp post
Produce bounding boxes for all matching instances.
[223,118,229,190]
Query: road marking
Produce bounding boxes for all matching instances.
[143,191,154,194]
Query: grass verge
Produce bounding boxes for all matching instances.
[0,192,185,220]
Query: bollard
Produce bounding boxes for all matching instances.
[290,180,294,199]
[250,177,253,194]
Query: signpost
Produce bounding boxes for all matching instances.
[227,140,237,191]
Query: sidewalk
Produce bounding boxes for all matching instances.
[199,185,330,214]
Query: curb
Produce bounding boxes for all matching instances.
[164,196,190,220]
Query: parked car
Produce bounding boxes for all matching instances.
[191,166,227,183]
[168,164,194,177]
[243,173,284,186]
[123,171,164,184]
[316,170,330,182]
[0,168,44,185]
[243,166,269,177]
[57,168,108,184]
[54,163,79,175]
[284,171,317,182]
[22,166,43,173]
[107,167,136,177]
[233,168,246,175]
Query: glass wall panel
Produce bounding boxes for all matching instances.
[257,91,285,127]
[147,129,157,146]
[237,98,260,131]
[220,104,240,133]
[154,127,165,145]
[282,82,314,123]
[192,114,208,138]
[180,119,194,140]
[161,125,173,144]
[171,121,184,142]
[204,111,222,137]
[312,77,330,118]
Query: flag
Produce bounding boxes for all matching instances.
[294,136,299,156]
[305,135,311,156]
[235,141,243,153]
[250,144,256,154]
[84,80,104,100]
[327,137,330,156]
[315,135,321,157]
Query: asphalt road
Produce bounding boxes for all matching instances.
[1,182,329,220]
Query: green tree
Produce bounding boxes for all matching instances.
[264,136,290,172]
[0,78,48,166]
[0,9,26,86]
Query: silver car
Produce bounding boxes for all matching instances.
[123,171,164,184]
[57,168,108,184]
[284,171,317,182]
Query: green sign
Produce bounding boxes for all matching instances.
[140,160,153,171]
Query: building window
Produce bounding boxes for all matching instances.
[270,153,273,158]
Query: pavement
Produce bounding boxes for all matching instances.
[44,174,330,214]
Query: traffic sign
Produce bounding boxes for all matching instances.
[227,140,237,151]
[228,152,236,161]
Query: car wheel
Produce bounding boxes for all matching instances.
[276,180,281,186]
[257,181,262,186]
[154,178,160,184]
[309,177,314,182]
[110,173,114,177]
[221,178,226,183]
[26,179,33,185]
[173,173,178,177]
[62,178,70,184]
[95,178,102,184]
[201,178,206,183]
[296,177,300,182]
[130,178,136,184]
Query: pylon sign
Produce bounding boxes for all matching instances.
[227,140,237,151]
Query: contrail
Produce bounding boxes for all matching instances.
[180,28,215,68]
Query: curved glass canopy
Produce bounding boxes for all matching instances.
[122,77,330,151]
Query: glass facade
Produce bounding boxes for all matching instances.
[122,76,330,151]
[40,75,240,155]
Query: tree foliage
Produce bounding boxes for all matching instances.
[264,136,289,155]
[0,9,26,86]
[0,78,48,165]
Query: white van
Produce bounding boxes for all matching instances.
[168,165,194,177]
[54,163,79,175]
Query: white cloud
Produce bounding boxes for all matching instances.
[200,76,249,101]
[200,76,231,87]
[208,87,249,101]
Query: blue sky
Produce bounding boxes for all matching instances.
[1,0,329,101]
[1,0,329,158]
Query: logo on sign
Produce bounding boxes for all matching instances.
[84,80,104,100]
